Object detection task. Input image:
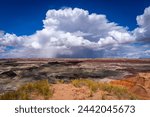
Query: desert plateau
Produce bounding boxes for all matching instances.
[0,58,150,100]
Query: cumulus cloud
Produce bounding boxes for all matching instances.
[43,8,134,42]
[0,7,150,58]
[134,6,150,42]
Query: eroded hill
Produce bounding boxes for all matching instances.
[0,58,150,99]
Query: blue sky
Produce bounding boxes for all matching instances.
[0,0,149,35]
[0,0,150,58]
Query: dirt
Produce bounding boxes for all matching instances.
[50,84,91,100]
[52,83,114,100]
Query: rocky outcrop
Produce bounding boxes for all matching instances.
[111,72,150,99]
[0,70,17,79]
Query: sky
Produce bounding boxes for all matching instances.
[0,0,150,58]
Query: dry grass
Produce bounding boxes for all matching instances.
[57,79,65,84]
[72,79,99,92]
[0,80,53,100]
[72,79,138,99]
[99,83,137,99]
[0,79,138,100]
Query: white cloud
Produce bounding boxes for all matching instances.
[0,7,150,58]
[134,6,150,40]
[98,30,134,46]
[0,46,5,53]
[144,50,150,56]
[43,8,133,42]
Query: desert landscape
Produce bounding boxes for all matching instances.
[0,58,150,100]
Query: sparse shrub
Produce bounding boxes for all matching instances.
[99,83,138,99]
[57,79,65,84]
[72,79,99,92]
[99,83,127,94]
[0,80,53,100]
[0,90,29,100]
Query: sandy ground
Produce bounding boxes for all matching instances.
[49,84,105,100]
